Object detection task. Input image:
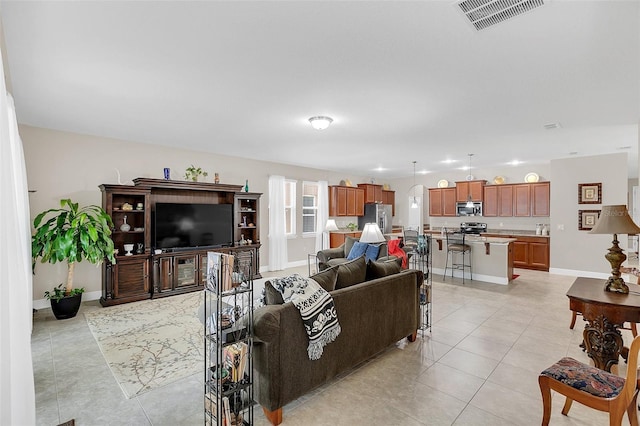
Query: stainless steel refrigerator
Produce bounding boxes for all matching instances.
[358,204,393,234]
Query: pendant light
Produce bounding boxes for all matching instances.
[465,153,474,208]
[411,161,418,209]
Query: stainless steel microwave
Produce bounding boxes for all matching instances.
[456,202,483,217]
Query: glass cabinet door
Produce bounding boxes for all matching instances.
[175,256,197,288]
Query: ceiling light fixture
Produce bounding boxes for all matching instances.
[466,154,474,208]
[309,116,333,130]
[411,161,418,209]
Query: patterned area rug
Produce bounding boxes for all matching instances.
[85,292,204,399]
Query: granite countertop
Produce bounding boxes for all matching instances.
[429,234,516,244]
[424,229,550,238]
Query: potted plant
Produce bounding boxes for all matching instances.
[184,165,208,182]
[32,198,116,319]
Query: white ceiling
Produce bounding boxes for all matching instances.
[1,1,639,179]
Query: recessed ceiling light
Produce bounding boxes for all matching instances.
[508,160,522,166]
[441,159,457,164]
[373,167,386,172]
[418,170,430,175]
[543,122,562,130]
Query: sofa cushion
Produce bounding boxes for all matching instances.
[335,255,367,289]
[365,244,381,262]
[366,259,402,281]
[310,267,338,292]
[264,281,285,305]
[344,236,359,258]
[346,242,368,261]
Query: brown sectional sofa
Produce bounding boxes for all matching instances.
[252,259,422,425]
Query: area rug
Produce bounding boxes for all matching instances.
[85,292,204,399]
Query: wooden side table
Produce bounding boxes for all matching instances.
[567,277,640,372]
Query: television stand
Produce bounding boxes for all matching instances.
[100,178,261,306]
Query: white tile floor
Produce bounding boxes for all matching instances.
[33,267,631,425]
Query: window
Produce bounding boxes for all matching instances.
[302,181,319,235]
[284,180,296,236]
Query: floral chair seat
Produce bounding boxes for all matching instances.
[540,357,625,399]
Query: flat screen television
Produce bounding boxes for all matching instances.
[154,203,233,249]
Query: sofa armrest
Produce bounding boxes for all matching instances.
[253,305,282,343]
[316,246,345,263]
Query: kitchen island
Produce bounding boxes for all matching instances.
[426,232,516,285]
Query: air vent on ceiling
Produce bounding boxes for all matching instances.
[457,0,545,31]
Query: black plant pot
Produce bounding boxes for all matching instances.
[50,293,83,320]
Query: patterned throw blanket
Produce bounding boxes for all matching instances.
[269,274,341,360]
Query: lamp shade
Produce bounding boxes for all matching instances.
[589,205,640,235]
[359,223,385,243]
[325,219,339,231]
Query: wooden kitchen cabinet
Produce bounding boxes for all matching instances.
[512,236,549,271]
[329,185,364,217]
[329,231,362,248]
[382,189,396,216]
[358,183,384,204]
[531,182,550,216]
[513,184,531,217]
[429,188,456,217]
[483,185,513,217]
[456,180,486,202]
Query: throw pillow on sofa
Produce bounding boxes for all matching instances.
[263,268,338,305]
[366,259,402,281]
[346,242,368,260]
[263,281,285,305]
[335,255,367,289]
[347,242,381,263]
[310,267,339,292]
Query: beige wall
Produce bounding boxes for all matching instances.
[21,125,367,303]
[549,153,628,276]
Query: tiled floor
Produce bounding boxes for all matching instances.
[32,266,630,425]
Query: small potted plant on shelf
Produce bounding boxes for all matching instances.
[32,198,116,319]
[184,165,208,182]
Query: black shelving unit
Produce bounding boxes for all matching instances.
[204,251,254,425]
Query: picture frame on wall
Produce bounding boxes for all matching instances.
[578,210,601,231]
[578,183,602,204]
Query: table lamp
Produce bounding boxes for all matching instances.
[589,205,640,294]
[325,219,339,232]
[360,223,385,244]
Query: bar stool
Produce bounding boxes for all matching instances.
[444,231,472,283]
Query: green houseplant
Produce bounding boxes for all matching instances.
[32,198,116,319]
[184,165,208,182]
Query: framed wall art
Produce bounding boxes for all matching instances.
[578,183,602,204]
[578,210,600,231]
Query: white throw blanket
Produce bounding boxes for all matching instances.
[269,274,341,360]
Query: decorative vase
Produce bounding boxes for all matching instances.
[215,173,220,184]
[244,180,249,192]
[50,293,83,320]
[120,215,131,232]
[124,243,134,256]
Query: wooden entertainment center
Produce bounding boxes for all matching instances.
[99,178,262,306]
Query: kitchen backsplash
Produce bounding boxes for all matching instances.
[429,216,548,234]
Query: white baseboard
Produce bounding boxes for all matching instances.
[432,267,509,285]
[548,268,608,279]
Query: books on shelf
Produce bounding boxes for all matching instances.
[206,252,234,292]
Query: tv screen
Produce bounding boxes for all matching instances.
[154,203,233,249]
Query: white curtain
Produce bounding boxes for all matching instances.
[315,181,329,252]
[268,175,288,271]
[0,57,36,424]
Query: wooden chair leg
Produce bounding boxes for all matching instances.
[561,397,573,416]
[627,392,639,426]
[570,311,577,330]
[631,323,638,337]
[408,331,417,342]
[262,406,283,426]
[539,376,552,426]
